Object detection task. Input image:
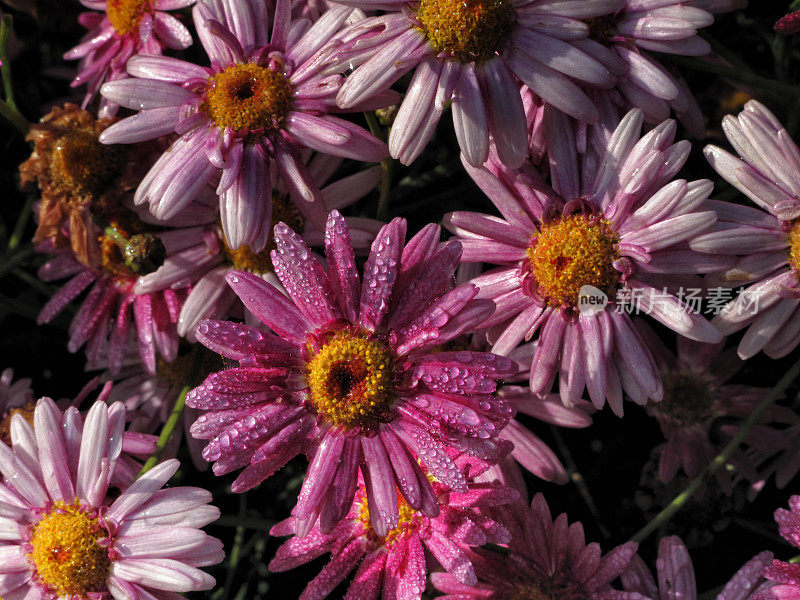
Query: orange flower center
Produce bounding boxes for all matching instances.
[220,193,305,273]
[203,64,293,133]
[526,213,620,308]
[306,331,394,429]
[50,130,124,198]
[107,0,152,36]
[0,401,36,445]
[788,221,800,274]
[415,0,515,62]
[29,502,110,599]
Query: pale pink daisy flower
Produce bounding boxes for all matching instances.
[757,497,800,600]
[269,454,518,600]
[0,397,222,600]
[186,210,517,537]
[623,535,774,600]
[64,0,195,118]
[432,492,638,599]
[325,0,625,168]
[133,157,383,341]
[445,108,724,414]
[691,100,800,359]
[99,0,390,252]
[636,323,794,493]
[579,0,740,135]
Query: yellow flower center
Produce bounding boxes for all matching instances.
[0,401,36,445]
[203,64,293,134]
[526,213,620,308]
[220,194,305,273]
[50,130,124,198]
[306,331,394,429]
[653,371,715,424]
[357,489,421,546]
[29,502,110,599]
[510,581,560,600]
[415,0,515,62]
[107,0,152,36]
[788,221,800,274]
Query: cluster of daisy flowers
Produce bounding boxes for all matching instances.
[5,0,800,597]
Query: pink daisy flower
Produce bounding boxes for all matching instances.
[36,226,189,376]
[636,323,794,492]
[186,210,517,537]
[758,497,800,600]
[133,156,383,341]
[99,0,390,252]
[623,535,773,600]
[64,0,195,118]
[691,100,800,359]
[269,454,518,600]
[445,108,724,414]
[0,397,222,600]
[325,0,624,168]
[432,492,638,599]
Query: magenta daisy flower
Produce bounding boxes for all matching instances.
[326,0,623,167]
[64,0,194,118]
[445,108,723,414]
[186,210,517,537]
[0,398,222,600]
[623,535,773,600]
[269,454,518,600]
[758,497,800,600]
[636,323,793,492]
[432,492,638,599]
[99,0,390,252]
[691,101,800,359]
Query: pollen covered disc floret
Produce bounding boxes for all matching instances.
[414,0,515,62]
[50,130,125,198]
[106,0,153,36]
[788,221,800,275]
[357,488,421,547]
[203,63,294,134]
[526,212,621,309]
[29,501,111,599]
[306,330,394,429]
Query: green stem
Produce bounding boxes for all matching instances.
[0,246,35,279]
[222,495,247,600]
[7,195,35,252]
[664,55,799,103]
[550,425,610,540]
[364,111,393,221]
[12,268,55,298]
[630,353,800,543]
[0,98,28,135]
[0,15,16,109]
[138,350,205,476]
